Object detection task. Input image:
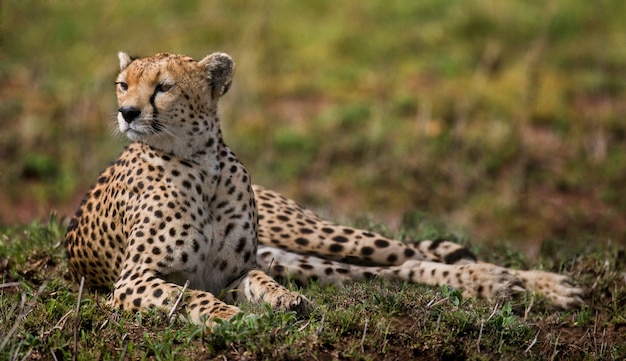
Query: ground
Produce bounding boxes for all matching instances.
[1,218,625,360]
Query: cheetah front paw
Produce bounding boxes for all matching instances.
[212,304,242,322]
[193,302,242,328]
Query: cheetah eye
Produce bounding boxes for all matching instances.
[116,82,128,91]
[156,83,173,93]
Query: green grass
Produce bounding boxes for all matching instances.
[1,220,625,360]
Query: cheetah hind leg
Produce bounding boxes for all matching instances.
[223,268,312,317]
[257,246,524,298]
[257,246,584,308]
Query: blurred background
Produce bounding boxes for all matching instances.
[1,0,625,256]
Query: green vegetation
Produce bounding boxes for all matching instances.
[2,1,626,359]
[1,219,625,360]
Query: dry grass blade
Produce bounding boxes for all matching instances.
[168,280,190,322]
[477,319,484,353]
[0,282,20,289]
[360,318,368,353]
[45,310,73,335]
[525,330,540,354]
[486,301,500,322]
[72,276,85,361]
[523,293,535,322]
[315,313,326,337]
[50,347,59,361]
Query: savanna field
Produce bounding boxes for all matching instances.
[1,1,626,360]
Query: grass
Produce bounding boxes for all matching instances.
[1,218,625,360]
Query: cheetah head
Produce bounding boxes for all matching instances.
[115,52,235,157]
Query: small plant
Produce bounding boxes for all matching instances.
[573,306,593,327]
[440,284,466,307]
[492,302,515,329]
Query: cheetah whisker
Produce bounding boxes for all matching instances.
[149,116,185,146]
[108,114,124,138]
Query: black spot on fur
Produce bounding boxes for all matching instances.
[332,235,348,243]
[444,248,477,264]
[295,237,309,246]
[374,239,390,248]
[361,247,374,256]
[428,238,446,250]
[329,244,344,253]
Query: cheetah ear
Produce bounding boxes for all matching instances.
[198,52,235,99]
[118,52,133,70]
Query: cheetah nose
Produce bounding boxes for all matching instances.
[119,106,141,123]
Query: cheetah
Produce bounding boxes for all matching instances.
[65,51,583,328]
